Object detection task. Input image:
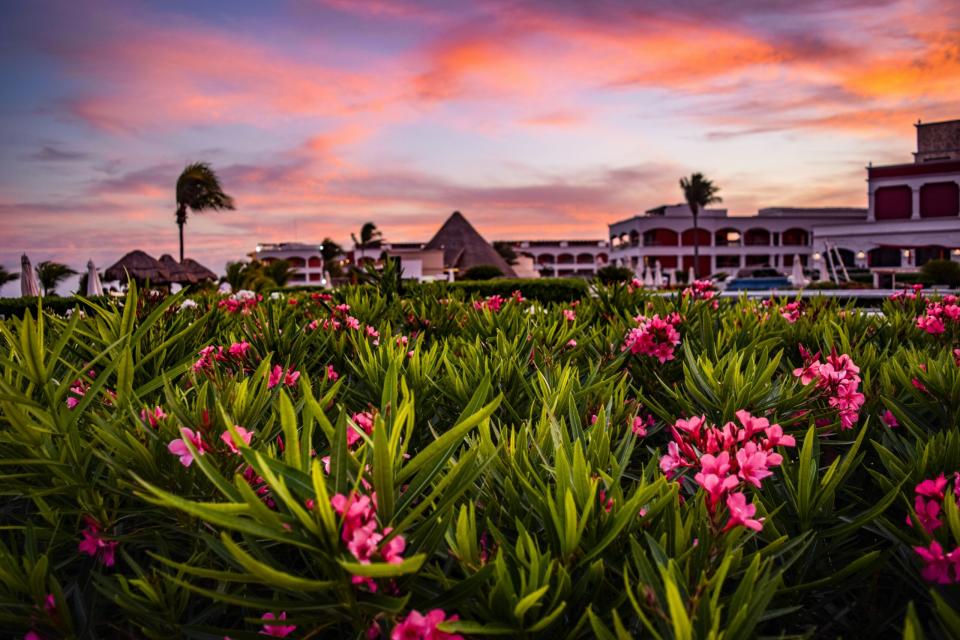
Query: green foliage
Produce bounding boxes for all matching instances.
[0,265,17,287]
[462,265,505,281]
[595,265,634,284]
[35,261,78,296]
[1,283,959,637]
[921,260,960,287]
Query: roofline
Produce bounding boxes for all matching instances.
[916,118,960,128]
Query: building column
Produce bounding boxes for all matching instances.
[867,186,876,222]
[911,186,921,220]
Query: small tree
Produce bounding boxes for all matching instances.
[596,265,634,284]
[680,173,722,279]
[0,266,18,287]
[463,265,504,281]
[321,238,344,277]
[35,261,77,296]
[493,242,519,266]
[921,259,960,287]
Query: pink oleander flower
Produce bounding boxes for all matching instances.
[228,341,251,358]
[908,495,943,533]
[260,611,296,637]
[881,409,899,428]
[917,314,947,334]
[78,516,118,567]
[723,492,764,532]
[346,316,361,330]
[913,541,959,584]
[327,365,340,382]
[140,406,167,428]
[220,426,254,454]
[563,308,576,322]
[66,396,80,410]
[391,609,463,640]
[567,339,577,348]
[168,428,206,467]
[381,528,407,564]
[762,423,796,448]
[366,325,380,343]
[659,441,689,478]
[916,474,948,499]
[780,302,802,324]
[735,443,774,488]
[632,414,652,437]
[268,365,300,389]
[347,411,375,447]
[623,314,681,364]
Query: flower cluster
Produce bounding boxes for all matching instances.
[192,341,253,374]
[389,609,463,640]
[889,284,925,302]
[331,491,406,592]
[908,473,960,584]
[268,364,300,389]
[218,289,261,314]
[473,295,506,312]
[623,313,682,364]
[348,411,375,447]
[260,611,296,637]
[915,295,960,335]
[78,516,118,567]
[682,279,717,304]
[792,348,865,430]
[780,301,803,324]
[659,410,795,532]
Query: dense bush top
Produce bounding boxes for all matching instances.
[1,284,960,638]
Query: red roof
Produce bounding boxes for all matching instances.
[868,160,960,180]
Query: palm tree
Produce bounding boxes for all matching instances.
[35,261,78,296]
[321,238,344,276]
[176,162,235,262]
[0,266,17,288]
[351,222,383,249]
[680,173,722,279]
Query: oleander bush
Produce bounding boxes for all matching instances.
[1,282,960,639]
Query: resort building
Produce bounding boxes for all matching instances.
[609,119,960,282]
[352,242,448,281]
[251,242,329,286]
[497,240,609,277]
[810,119,960,283]
[608,205,866,276]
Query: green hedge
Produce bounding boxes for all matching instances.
[0,296,115,320]
[411,277,589,303]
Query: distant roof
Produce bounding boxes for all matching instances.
[104,250,171,283]
[159,254,217,283]
[756,207,867,218]
[425,211,517,277]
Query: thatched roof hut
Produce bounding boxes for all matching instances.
[104,250,171,284]
[425,211,516,277]
[158,255,217,284]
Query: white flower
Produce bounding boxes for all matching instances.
[179,299,198,311]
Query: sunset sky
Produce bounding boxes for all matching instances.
[1,0,958,294]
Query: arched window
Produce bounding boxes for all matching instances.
[715,229,741,246]
[642,228,678,246]
[537,254,555,264]
[680,228,711,246]
[744,228,770,246]
[287,257,306,268]
[308,256,322,268]
[557,253,574,265]
[781,228,809,246]
[576,253,594,264]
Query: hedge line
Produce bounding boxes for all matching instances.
[409,277,590,303]
[0,296,116,320]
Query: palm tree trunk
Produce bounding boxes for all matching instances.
[178,220,185,262]
[692,206,700,279]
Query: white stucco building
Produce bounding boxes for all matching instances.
[609,119,960,283]
[498,240,610,277]
[251,242,329,286]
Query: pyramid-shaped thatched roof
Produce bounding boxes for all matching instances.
[425,211,516,277]
[104,250,171,284]
[158,254,218,283]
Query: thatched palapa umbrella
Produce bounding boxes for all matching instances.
[104,250,171,285]
[157,254,217,284]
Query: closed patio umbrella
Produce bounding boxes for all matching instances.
[654,260,662,289]
[20,254,40,297]
[790,255,808,288]
[86,259,104,296]
[688,266,696,284]
[642,265,653,287]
